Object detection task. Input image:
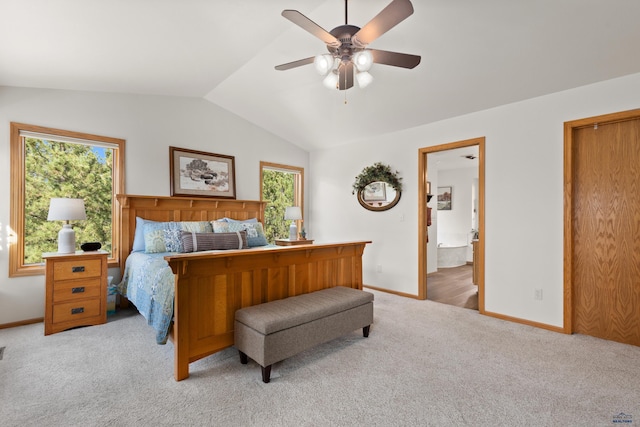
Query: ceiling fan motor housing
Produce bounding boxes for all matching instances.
[328,25,362,62]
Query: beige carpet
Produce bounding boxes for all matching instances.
[1,289,639,426]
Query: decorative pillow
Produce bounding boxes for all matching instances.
[144,222,182,253]
[179,221,213,233]
[181,231,248,252]
[144,221,213,253]
[217,217,258,224]
[163,228,184,252]
[132,217,156,252]
[211,220,269,247]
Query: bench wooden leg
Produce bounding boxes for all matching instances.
[261,365,272,383]
[239,351,248,365]
[363,325,370,337]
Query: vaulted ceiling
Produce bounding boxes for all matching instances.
[2,0,640,151]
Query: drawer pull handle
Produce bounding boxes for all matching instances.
[72,266,85,273]
[71,287,85,294]
[71,307,85,315]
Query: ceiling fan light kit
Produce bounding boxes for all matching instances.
[353,50,373,72]
[276,0,421,91]
[323,71,340,89]
[314,54,336,75]
[355,70,373,88]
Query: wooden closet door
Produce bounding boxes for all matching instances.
[572,117,640,345]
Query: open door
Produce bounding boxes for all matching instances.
[418,137,485,313]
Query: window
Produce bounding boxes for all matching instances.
[9,123,125,277]
[260,161,304,242]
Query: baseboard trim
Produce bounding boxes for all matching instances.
[363,284,565,334]
[483,310,566,334]
[363,284,422,300]
[0,317,43,330]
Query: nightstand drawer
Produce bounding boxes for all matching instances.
[53,278,102,303]
[52,299,102,324]
[53,259,102,281]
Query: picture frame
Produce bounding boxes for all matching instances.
[437,186,452,210]
[169,146,236,199]
[363,182,387,202]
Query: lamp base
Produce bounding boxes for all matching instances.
[58,224,76,254]
[288,223,298,241]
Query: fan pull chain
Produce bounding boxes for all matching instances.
[343,64,348,104]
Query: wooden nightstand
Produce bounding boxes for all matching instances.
[43,251,108,335]
[274,239,314,246]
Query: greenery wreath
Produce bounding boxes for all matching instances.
[352,162,403,195]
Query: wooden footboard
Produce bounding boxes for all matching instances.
[165,241,370,381]
[116,194,370,381]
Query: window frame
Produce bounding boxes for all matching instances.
[259,161,305,237]
[9,122,125,277]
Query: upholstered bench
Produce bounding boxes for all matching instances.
[234,286,374,383]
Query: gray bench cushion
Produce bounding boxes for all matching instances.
[235,286,374,335]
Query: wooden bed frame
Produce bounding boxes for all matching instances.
[116,194,370,380]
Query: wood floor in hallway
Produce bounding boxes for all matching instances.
[427,264,478,310]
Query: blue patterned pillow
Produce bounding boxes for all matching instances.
[144,221,213,253]
[180,221,213,233]
[133,217,156,252]
[163,228,183,252]
[211,220,268,247]
[218,217,258,223]
[144,222,181,253]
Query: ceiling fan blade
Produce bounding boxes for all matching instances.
[282,10,341,47]
[275,56,315,71]
[370,49,421,69]
[351,0,414,48]
[338,62,354,90]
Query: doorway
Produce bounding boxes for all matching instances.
[418,137,485,313]
[564,109,640,346]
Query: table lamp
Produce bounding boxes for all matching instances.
[284,206,302,241]
[47,198,87,253]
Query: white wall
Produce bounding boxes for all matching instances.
[309,72,640,328]
[436,167,477,251]
[0,86,309,325]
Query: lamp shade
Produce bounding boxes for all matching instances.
[47,198,87,221]
[314,54,335,76]
[48,198,86,253]
[356,71,374,88]
[322,71,339,90]
[353,50,373,72]
[284,206,302,221]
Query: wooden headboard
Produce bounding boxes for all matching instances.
[116,194,267,270]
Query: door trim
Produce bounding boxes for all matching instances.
[563,108,640,334]
[418,137,485,313]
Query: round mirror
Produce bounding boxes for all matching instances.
[357,181,402,211]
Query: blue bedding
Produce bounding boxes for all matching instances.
[117,245,280,344]
[117,252,176,344]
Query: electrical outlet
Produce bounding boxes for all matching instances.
[534,289,543,300]
[376,264,382,273]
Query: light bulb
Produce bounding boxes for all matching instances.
[322,71,339,90]
[356,71,374,88]
[314,54,335,76]
[353,50,373,72]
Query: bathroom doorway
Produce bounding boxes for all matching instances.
[418,137,485,312]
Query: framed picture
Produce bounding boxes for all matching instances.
[170,146,236,199]
[437,186,452,210]
[363,182,387,202]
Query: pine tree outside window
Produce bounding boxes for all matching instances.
[260,162,304,243]
[9,123,124,277]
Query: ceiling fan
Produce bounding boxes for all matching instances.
[275,0,421,90]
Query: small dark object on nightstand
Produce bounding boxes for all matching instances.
[81,242,102,251]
